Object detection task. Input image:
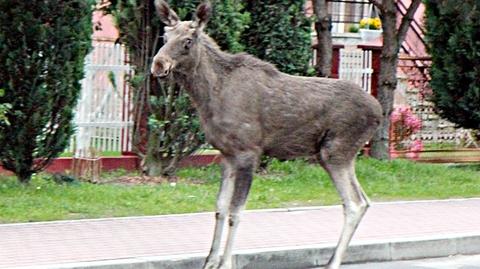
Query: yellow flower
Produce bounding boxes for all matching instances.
[368,18,374,26]
[359,17,382,30]
[359,18,368,28]
[373,17,382,29]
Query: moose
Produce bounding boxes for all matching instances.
[151,1,382,268]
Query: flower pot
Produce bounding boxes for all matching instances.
[360,29,382,42]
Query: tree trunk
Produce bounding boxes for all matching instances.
[312,0,332,77]
[369,0,422,159]
[370,4,398,159]
[16,169,33,184]
[144,128,179,176]
[370,51,397,159]
[144,156,177,177]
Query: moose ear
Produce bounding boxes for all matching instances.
[155,0,179,26]
[193,1,211,31]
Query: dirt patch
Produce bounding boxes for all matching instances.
[101,176,206,185]
[103,175,177,185]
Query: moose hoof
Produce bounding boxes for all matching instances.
[324,263,340,269]
[203,258,221,269]
[218,259,233,269]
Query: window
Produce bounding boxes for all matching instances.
[327,0,374,33]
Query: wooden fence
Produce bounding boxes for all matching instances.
[338,47,373,94]
[68,42,134,156]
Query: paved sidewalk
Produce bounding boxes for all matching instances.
[1,199,480,269]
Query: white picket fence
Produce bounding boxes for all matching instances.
[339,47,373,94]
[68,42,134,156]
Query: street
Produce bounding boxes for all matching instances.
[333,255,480,269]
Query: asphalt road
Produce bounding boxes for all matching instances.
[314,255,480,269]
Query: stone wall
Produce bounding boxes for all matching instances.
[395,76,478,148]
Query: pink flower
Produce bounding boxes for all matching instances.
[390,105,423,152]
[410,139,424,152]
[389,144,401,158]
[406,140,423,160]
[404,114,422,132]
[406,151,420,159]
[391,110,401,123]
[398,106,409,114]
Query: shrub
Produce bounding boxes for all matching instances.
[169,0,250,53]
[242,0,313,75]
[0,0,93,183]
[425,0,480,130]
[390,106,423,158]
[348,25,360,33]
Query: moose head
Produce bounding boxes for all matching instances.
[151,0,211,78]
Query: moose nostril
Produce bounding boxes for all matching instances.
[151,57,172,77]
[155,61,164,71]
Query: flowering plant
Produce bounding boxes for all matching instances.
[390,105,423,159]
[359,17,382,30]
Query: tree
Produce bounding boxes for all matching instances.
[312,0,332,77]
[368,0,422,159]
[425,0,480,130]
[0,0,93,183]
[104,0,249,175]
[169,0,250,53]
[242,0,313,75]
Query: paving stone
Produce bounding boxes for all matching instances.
[1,199,480,268]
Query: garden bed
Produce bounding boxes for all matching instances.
[393,148,480,163]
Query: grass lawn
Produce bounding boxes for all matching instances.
[60,151,122,157]
[0,158,479,223]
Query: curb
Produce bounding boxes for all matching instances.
[13,233,480,269]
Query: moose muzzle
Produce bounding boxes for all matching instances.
[151,55,174,78]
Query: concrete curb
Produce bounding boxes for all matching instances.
[14,233,480,269]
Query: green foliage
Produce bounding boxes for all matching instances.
[103,1,197,175]
[348,25,359,33]
[242,0,313,75]
[169,0,250,53]
[146,84,204,175]
[425,0,480,130]
[0,88,11,124]
[0,0,93,183]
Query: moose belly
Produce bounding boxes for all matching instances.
[262,132,319,159]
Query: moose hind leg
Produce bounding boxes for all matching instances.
[323,161,370,269]
[204,160,235,269]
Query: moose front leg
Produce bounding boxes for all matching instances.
[204,160,235,269]
[219,153,256,269]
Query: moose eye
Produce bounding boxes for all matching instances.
[184,38,193,49]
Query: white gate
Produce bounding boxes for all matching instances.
[339,47,373,94]
[69,42,134,157]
